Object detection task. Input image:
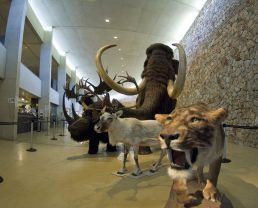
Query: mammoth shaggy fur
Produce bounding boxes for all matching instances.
[121,43,179,120]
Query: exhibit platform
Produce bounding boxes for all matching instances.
[0,130,257,208]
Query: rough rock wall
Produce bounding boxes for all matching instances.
[178,0,258,147]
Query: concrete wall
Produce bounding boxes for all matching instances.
[20,63,41,97]
[178,0,258,147]
[0,42,6,79]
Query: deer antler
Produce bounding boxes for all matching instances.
[78,78,103,102]
[64,80,84,100]
[84,68,117,95]
[117,71,139,91]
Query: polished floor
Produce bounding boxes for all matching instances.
[0,128,257,208]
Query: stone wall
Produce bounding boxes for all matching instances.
[178,0,258,147]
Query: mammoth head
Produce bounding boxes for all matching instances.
[95,43,186,99]
[144,43,177,68]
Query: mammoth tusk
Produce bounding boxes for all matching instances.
[95,44,146,95]
[167,80,174,98]
[167,43,187,99]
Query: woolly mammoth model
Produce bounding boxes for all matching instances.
[96,43,186,119]
[95,43,186,153]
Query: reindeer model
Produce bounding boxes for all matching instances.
[94,109,166,176]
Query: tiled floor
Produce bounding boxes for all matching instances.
[0,129,257,208]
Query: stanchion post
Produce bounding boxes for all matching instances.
[51,119,57,140]
[45,117,49,136]
[59,119,66,136]
[37,118,41,132]
[222,126,231,163]
[62,120,65,136]
[27,120,37,152]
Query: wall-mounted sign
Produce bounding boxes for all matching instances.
[8,96,18,104]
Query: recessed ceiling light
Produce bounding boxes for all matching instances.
[118,48,121,51]
[105,19,110,23]
[113,36,118,39]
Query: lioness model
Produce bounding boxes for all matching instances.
[155,103,228,205]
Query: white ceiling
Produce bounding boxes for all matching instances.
[28,0,207,99]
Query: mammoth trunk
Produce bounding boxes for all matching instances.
[122,83,176,120]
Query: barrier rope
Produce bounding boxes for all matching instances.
[0,121,257,129]
[222,123,258,130]
[0,120,67,125]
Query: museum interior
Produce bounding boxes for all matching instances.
[0,0,257,207]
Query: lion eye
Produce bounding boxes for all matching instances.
[190,117,203,123]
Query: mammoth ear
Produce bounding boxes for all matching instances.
[115,110,123,118]
[207,108,228,124]
[155,114,169,125]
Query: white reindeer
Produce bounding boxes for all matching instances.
[94,110,166,176]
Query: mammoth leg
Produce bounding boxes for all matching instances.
[106,143,117,152]
[139,146,152,155]
[88,138,99,154]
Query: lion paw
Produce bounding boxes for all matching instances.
[202,184,218,202]
[177,194,197,206]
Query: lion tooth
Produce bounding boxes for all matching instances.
[185,150,192,166]
[166,149,173,163]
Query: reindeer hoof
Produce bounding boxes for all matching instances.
[116,168,128,175]
[117,171,124,174]
[131,171,143,177]
[149,169,157,173]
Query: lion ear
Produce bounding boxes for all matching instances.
[207,108,228,124]
[155,114,169,124]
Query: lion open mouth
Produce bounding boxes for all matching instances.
[167,148,198,170]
